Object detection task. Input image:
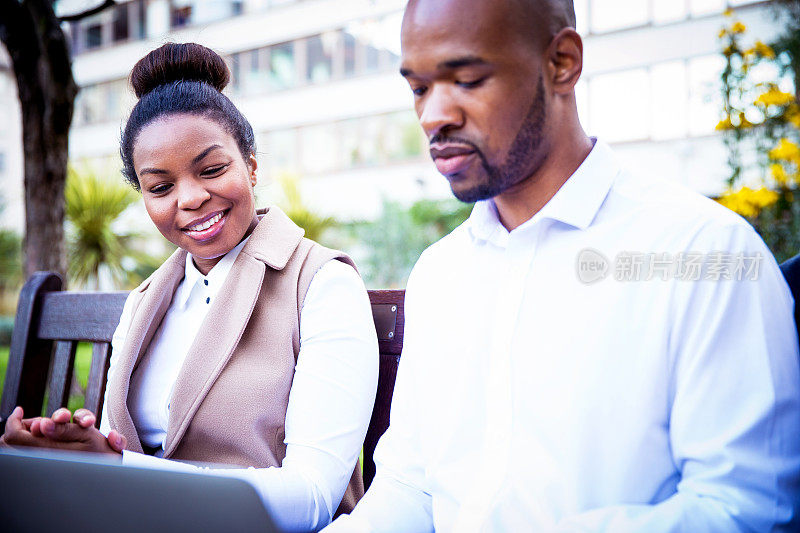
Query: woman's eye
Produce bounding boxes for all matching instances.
[202,164,228,177]
[149,183,172,194]
[411,86,428,97]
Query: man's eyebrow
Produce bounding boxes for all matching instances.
[192,144,223,165]
[400,56,489,78]
[439,56,488,69]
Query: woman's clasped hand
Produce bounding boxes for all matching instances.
[1,406,126,456]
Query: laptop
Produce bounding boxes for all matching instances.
[0,448,279,533]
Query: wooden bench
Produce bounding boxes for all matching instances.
[0,271,403,490]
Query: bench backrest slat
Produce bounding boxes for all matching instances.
[1,272,403,490]
[37,292,128,342]
[85,342,112,418]
[46,340,77,417]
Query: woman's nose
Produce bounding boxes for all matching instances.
[176,179,211,210]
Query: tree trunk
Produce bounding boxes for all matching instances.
[0,0,77,281]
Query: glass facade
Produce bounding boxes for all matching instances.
[262,111,426,179]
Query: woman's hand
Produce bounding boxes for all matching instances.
[1,406,127,457]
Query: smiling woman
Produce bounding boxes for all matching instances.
[132,115,259,273]
[0,43,379,533]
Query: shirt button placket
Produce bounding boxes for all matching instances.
[455,229,538,529]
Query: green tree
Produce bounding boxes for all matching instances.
[65,166,157,289]
[275,174,338,243]
[349,198,472,288]
[0,198,21,292]
[0,0,116,280]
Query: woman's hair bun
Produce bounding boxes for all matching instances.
[130,42,230,98]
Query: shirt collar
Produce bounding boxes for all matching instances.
[467,138,618,243]
[174,236,251,309]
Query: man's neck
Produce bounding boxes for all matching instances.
[494,134,594,231]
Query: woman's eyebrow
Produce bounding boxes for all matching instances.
[139,167,167,176]
[138,145,224,177]
[192,144,223,164]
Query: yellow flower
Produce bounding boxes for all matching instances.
[731,21,746,34]
[723,8,734,17]
[754,87,796,107]
[718,187,778,218]
[753,40,775,59]
[718,28,727,39]
[737,112,754,129]
[769,138,800,162]
[716,116,734,131]
[770,163,790,185]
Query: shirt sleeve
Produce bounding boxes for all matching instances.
[325,259,435,533]
[554,223,800,532]
[119,259,379,533]
[99,289,138,437]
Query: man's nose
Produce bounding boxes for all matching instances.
[176,179,211,210]
[419,85,464,139]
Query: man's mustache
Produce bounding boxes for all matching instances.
[429,134,480,151]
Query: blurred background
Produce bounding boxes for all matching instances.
[0,0,796,299]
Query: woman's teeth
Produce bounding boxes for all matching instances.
[188,213,222,232]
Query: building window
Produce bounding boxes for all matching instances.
[85,23,102,50]
[269,41,296,90]
[650,61,688,140]
[652,0,687,24]
[689,0,726,17]
[305,33,336,84]
[589,0,648,33]
[0,152,6,174]
[74,79,134,126]
[301,123,339,174]
[263,110,425,180]
[589,68,650,142]
[112,3,130,42]
[69,1,147,54]
[135,0,147,39]
[265,128,299,177]
[229,53,242,93]
[170,0,192,28]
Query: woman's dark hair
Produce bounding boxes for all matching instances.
[120,42,255,191]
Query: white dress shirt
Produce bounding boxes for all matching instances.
[100,239,379,532]
[327,140,800,532]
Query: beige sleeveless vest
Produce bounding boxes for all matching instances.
[104,206,365,514]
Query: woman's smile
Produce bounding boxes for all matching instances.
[182,209,228,241]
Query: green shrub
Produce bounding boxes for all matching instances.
[0,315,13,346]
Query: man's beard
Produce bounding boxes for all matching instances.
[433,76,549,203]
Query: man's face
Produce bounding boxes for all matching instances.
[401,0,552,203]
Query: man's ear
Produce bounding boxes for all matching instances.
[249,154,258,187]
[547,28,583,94]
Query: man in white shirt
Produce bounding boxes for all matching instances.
[326,0,800,531]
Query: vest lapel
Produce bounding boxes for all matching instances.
[162,207,305,457]
[106,249,187,453]
[162,252,264,458]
